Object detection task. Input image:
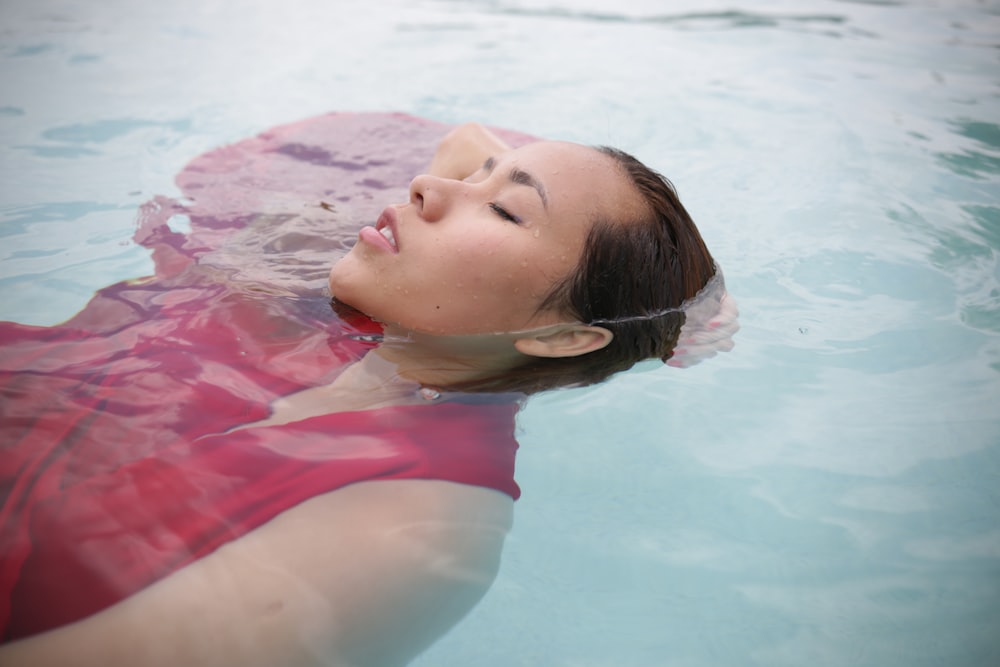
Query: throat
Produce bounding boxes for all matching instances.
[372,325,526,391]
[229,353,426,432]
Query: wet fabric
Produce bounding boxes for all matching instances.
[0,287,520,641]
[0,112,534,642]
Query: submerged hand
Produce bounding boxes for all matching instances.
[667,292,740,368]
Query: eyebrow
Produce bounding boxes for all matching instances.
[483,156,549,209]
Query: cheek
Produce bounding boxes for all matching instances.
[329,230,577,334]
[444,242,547,301]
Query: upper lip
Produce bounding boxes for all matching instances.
[375,206,400,252]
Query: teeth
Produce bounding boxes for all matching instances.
[379,225,397,249]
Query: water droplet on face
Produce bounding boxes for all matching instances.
[533,229,540,238]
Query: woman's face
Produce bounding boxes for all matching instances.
[328,141,641,336]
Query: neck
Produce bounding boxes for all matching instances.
[370,324,528,390]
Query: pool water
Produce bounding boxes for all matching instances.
[2,0,998,665]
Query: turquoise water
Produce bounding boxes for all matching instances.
[2,0,998,665]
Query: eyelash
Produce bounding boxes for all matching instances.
[489,202,521,224]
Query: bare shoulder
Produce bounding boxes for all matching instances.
[0,481,514,667]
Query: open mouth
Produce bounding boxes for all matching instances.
[378,224,397,250]
[375,208,399,252]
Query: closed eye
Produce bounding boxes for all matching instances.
[490,202,522,224]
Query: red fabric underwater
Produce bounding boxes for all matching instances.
[0,286,520,641]
[0,112,531,642]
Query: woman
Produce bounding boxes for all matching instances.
[0,113,736,666]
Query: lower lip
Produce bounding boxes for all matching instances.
[358,225,398,254]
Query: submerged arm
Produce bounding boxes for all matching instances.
[0,480,513,667]
[426,123,514,181]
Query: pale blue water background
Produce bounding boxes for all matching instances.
[1,0,998,665]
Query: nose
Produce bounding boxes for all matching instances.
[408,173,462,222]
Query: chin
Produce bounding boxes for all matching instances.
[327,257,358,300]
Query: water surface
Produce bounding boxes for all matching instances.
[1,1,998,665]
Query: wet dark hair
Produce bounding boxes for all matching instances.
[454,146,717,394]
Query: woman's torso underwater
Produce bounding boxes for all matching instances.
[0,113,535,654]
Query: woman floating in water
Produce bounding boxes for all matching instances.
[0,113,736,666]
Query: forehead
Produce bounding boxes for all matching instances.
[504,141,642,223]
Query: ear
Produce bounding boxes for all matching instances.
[513,325,613,359]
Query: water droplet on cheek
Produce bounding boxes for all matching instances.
[532,229,540,238]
